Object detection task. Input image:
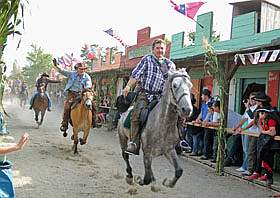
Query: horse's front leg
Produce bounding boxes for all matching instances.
[138,153,155,186]
[35,111,39,122]
[79,127,90,145]
[118,133,133,185]
[40,110,46,125]
[163,149,183,188]
[72,128,79,154]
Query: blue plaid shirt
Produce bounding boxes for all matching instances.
[131,55,176,101]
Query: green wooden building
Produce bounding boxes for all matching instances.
[170,0,280,113]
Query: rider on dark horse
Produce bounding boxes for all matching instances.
[29,73,61,111]
[122,38,180,156]
[52,59,96,132]
[19,81,28,97]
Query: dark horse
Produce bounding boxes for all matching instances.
[33,84,48,128]
[19,91,28,109]
[69,89,95,154]
[118,69,193,190]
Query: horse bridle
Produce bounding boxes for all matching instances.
[169,74,191,105]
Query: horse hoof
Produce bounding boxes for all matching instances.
[162,178,175,188]
[151,182,161,192]
[63,132,68,137]
[126,176,133,185]
[79,138,86,145]
[134,176,144,186]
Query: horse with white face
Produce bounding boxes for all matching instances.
[118,68,193,190]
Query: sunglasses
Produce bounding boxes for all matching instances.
[259,111,266,115]
[78,68,87,71]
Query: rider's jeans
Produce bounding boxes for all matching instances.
[30,91,51,108]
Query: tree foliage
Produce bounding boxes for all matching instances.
[8,60,23,80]
[22,44,53,86]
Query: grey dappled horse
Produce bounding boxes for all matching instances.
[118,69,193,190]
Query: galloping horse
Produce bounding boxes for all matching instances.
[69,89,95,154]
[33,84,48,128]
[19,91,28,108]
[118,69,193,190]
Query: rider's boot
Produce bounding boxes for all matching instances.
[125,120,140,155]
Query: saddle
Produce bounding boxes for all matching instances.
[70,96,82,110]
[123,98,159,130]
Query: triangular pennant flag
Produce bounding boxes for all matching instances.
[239,54,246,65]
[170,0,205,19]
[246,54,254,64]
[252,52,260,64]
[268,50,280,62]
[258,51,269,63]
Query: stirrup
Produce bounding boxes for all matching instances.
[179,140,191,150]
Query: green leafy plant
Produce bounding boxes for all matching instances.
[203,38,226,174]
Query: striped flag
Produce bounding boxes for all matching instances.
[268,50,280,62]
[170,0,205,19]
[104,28,128,47]
[259,51,269,63]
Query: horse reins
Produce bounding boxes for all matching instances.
[169,74,190,105]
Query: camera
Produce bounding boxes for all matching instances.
[243,99,248,103]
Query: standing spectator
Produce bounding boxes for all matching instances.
[191,89,212,156]
[200,101,215,160]
[239,92,271,176]
[233,93,257,174]
[182,93,199,153]
[245,106,280,186]
[205,100,221,163]
[194,89,213,159]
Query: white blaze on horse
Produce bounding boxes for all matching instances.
[118,68,193,190]
[69,89,95,154]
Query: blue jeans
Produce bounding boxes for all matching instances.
[30,91,51,108]
[241,134,249,170]
[192,131,204,154]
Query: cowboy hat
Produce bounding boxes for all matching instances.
[41,72,50,77]
[252,92,271,103]
[75,62,88,69]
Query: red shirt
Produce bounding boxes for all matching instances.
[259,117,277,131]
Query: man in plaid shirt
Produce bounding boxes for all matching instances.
[123,38,176,155]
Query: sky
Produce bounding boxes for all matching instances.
[3,0,234,74]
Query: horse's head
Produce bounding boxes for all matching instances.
[37,83,46,97]
[168,68,193,117]
[81,89,95,110]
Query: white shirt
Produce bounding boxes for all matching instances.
[212,112,220,123]
[243,105,259,133]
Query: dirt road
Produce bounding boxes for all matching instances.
[3,102,275,198]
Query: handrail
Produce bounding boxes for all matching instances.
[186,122,280,140]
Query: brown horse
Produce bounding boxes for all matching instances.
[33,85,48,128]
[70,89,95,154]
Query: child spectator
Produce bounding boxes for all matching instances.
[245,106,280,186]
[206,100,220,163]
[233,92,257,174]
[0,133,29,154]
[200,101,215,160]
